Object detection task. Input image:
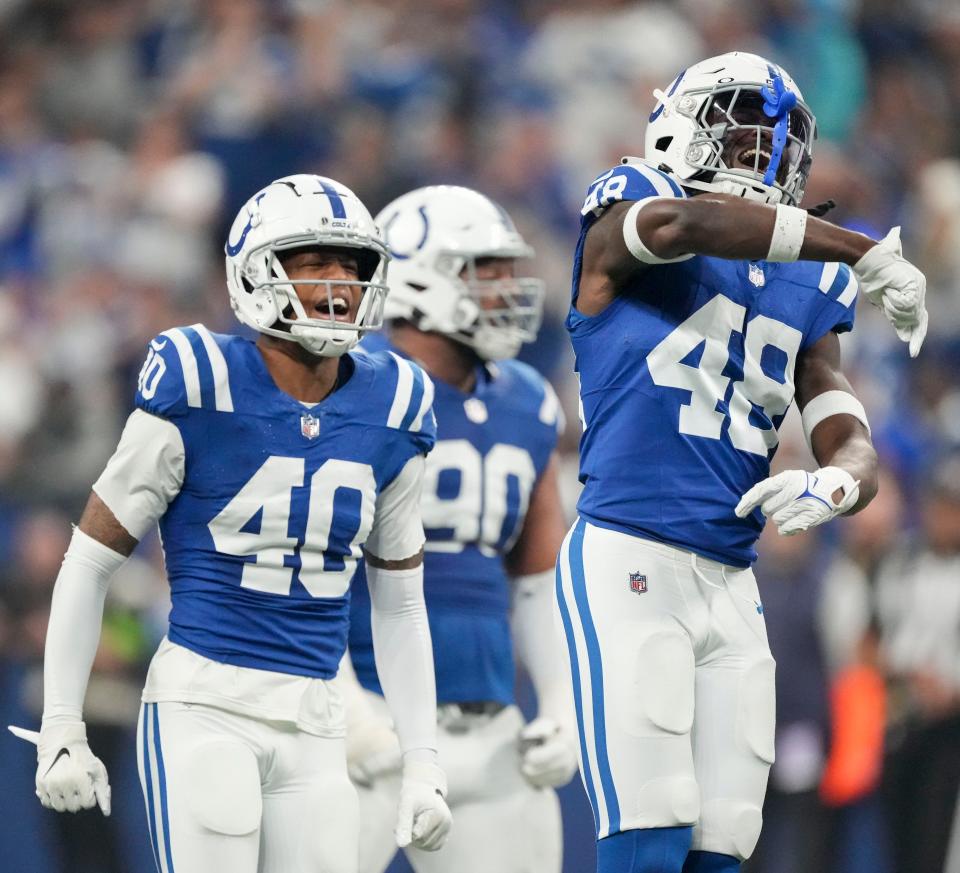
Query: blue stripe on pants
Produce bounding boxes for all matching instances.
[152,704,176,873]
[569,518,622,834]
[555,556,601,834]
[142,704,163,872]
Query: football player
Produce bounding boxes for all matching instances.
[340,185,578,873]
[10,175,452,873]
[559,52,927,873]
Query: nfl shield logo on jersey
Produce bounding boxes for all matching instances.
[629,572,647,594]
[300,414,320,439]
[748,263,765,287]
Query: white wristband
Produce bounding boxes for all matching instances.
[766,203,808,262]
[801,390,871,453]
[622,198,694,265]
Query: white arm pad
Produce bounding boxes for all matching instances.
[365,455,426,562]
[43,528,127,726]
[801,390,871,454]
[766,203,808,262]
[622,198,694,265]
[92,409,185,541]
[367,563,438,755]
[512,570,574,723]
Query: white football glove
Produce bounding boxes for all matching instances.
[395,758,452,852]
[852,227,928,358]
[518,717,579,789]
[9,722,111,815]
[735,466,859,536]
[345,715,402,788]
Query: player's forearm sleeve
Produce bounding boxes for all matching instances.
[92,409,185,541]
[512,570,575,723]
[42,529,127,726]
[367,563,437,754]
[364,455,426,562]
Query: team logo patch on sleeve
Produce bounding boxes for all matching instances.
[629,572,648,594]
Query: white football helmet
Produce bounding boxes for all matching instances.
[375,186,545,361]
[225,174,389,357]
[640,52,816,206]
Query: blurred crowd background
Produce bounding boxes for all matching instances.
[1,0,959,871]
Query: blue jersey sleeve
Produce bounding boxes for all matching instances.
[802,262,858,348]
[368,350,437,467]
[134,330,192,419]
[580,161,685,225]
[134,324,237,418]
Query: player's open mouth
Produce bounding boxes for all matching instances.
[737,146,772,171]
[331,296,351,321]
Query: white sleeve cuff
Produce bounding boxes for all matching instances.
[766,203,808,262]
[92,409,185,541]
[367,563,437,754]
[801,390,871,453]
[364,455,426,562]
[622,198,694,265]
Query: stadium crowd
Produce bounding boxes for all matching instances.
[0,1,958,871]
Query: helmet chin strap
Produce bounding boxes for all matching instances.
[468,325,523,362]
[682,174,785,205]
[289,323,357,357]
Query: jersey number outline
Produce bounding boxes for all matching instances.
[208,456,375,598]
[421,440,536,556]
[137,340,168,400]
[582,170,630,216]
[646,294,802,455]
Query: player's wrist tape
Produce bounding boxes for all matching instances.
[801,390,870,452]
[766,203,807,262]
[622,198,693,265]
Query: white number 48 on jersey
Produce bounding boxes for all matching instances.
[646,294,802,456]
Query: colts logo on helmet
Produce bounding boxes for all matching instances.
[383,206,430,261]
[225,192,266,257]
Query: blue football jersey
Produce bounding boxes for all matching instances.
[569,161,858,567]
[135,324,435,678]
[349,338,562,704]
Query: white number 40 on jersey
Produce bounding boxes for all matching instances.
[208,457,374,599]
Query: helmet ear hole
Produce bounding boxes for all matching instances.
[656,136,673,151]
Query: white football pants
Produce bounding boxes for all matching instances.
[356,692,562,873]
[137,701,358,873]
[555,519,776,860]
